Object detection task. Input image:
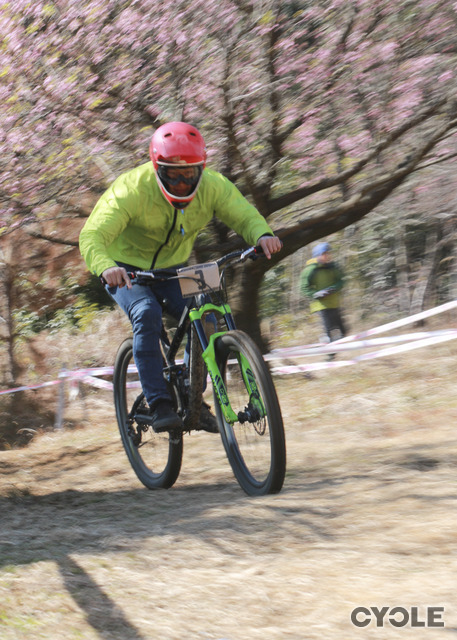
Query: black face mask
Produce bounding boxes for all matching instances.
[170,200,190,209]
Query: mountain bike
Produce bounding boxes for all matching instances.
[112,245,286,496]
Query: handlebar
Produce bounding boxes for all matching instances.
[121,245,264,283]
[215,244,264,267]
[126,267,178,281]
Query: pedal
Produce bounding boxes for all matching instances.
[134,412,154,426]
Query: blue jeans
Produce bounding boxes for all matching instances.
[107,263,189,408]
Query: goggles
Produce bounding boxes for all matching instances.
[157,164,203,188]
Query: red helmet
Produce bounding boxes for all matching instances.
[149,122,207,208]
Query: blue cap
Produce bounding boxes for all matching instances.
[312,242,331,258]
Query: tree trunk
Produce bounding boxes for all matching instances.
[394,226,410,314]
[228,260,269,352]
[449,227,457,301]
[288,249,305,316]
[447,222,457,327]
[0,263,18,386]
[409,225,439,316]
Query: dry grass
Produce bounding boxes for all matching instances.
[1,338,457,639]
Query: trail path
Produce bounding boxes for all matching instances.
[1,351,457,639]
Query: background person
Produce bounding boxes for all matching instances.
[79,121,282,432]
[300,241,346,359]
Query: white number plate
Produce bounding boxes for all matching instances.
[177,262,221,297]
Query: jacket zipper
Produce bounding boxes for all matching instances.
[151,208,178,269]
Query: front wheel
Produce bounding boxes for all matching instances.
[113,338,183,489]
[213,331,286,496]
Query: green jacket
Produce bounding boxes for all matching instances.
[300,258,344,312]
[79,163,273,275]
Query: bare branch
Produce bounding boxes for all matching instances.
[275,116,457,257]
[24,229,79,247]
[416,151,457,171]
[265,98,450,214]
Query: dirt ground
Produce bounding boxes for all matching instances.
[1,342,457,639]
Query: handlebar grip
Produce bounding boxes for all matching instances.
[99,271,135,287]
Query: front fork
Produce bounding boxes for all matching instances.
[189,303,265,425]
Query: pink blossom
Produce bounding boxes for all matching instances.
[439,71,453,83]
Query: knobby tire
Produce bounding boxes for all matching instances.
[113,338,183,489]
[213,330,286,496]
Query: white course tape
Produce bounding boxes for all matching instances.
[271,329,457,374]
[63,366,115,378]
[1,300,456,395]
[0,379,61,396]
[336,299,457,343]
[267,329,457,359]
[267,300,457,373]
[78,375,114,391]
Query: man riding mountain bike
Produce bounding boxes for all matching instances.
[79,121,282,433]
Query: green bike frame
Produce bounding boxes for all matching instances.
[189,302,266,425]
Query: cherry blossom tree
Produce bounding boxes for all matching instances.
[1,0,457,347]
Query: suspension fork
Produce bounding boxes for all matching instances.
[189,302,265,423]
[189,302,238,424]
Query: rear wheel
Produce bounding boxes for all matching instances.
[213,330,286,496]
[113,338,183,489]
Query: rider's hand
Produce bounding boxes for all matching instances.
[101,266,132,289]
[258,235,283,259]
[313,289,330,299]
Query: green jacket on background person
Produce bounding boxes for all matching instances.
[300,258,344,313]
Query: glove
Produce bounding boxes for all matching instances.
[313,289,330,299]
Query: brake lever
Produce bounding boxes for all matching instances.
[243,245,266,262]
[239,246,265,263]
